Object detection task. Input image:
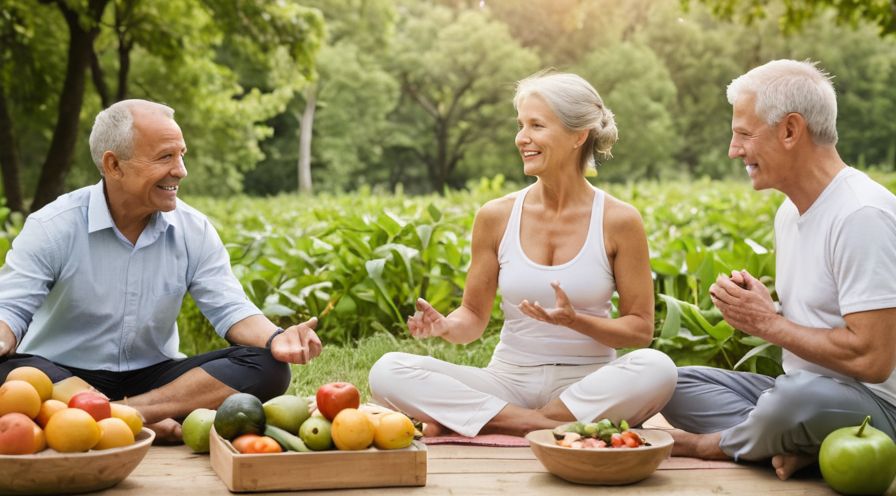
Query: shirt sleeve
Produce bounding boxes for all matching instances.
[0,218,60,343]
[833,206,896,315]
[187,218,262,339]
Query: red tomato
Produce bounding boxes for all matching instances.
[610,433,625,448]
[621,430,643,448]
[315,382,360,421]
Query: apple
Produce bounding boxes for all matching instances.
[182,408,217,453]
[68,390,111,421]
[299,416,333,451]
[819,415,896,495]
[315,382,360,421]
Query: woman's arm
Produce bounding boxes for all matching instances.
[407,197,511,344]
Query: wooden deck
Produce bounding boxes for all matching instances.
[94,443,844,495]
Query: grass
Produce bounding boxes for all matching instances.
[288,332,500,400]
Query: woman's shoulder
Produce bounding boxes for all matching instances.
[601,191,644,230]
[476,191,518,222]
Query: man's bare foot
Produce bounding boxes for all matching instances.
[148,418,183,445]
[771,453,814,480]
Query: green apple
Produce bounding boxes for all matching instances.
[182,408,217,453]
[263,395,310,435]
[819,415,896,495]
[299,416,333,451]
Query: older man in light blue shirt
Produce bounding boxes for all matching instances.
[0,99,322,443]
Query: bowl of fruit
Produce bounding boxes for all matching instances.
[0,369,155,495]
[525,419,674,485]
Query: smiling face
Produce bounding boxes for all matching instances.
[109,106,187,218]
[515,94,585,177]
[728,92,787,191]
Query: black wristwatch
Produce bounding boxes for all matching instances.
[265,327,285,349]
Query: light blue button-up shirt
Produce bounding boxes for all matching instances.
[0,181,262,371]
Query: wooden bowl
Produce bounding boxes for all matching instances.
[0,427,155,495]
[525,428,673,485]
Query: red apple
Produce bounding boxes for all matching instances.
[68,390,111,421]
[316,382,360,421]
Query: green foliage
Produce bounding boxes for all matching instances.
[686,0,896,36]
[173,177,861,379]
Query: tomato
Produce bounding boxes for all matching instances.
[621,430,642,448]
[232,434,283,454]
[610,433,624,448]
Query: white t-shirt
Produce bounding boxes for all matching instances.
[775,167,896,406]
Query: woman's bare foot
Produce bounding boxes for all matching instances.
[422,420,455,437]
[148,418,183,445]
[771,453,814,480]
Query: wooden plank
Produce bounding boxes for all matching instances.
[94,444,843,496]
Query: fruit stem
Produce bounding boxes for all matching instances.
[857,415,871,437]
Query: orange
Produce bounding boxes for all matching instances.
[35,399,67,428]
[373,412,415,450]
[0,380,42,418]
[6,366,53,402]
[32,422,46,452]
[331,408,375,450]
[94,417,135,450]
[110,403,143,436]
[44,407,101,452]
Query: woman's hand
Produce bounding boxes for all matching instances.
[407,298,449,339]
[519,281,576,326]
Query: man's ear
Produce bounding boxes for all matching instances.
[102,151,121,178]
[779,112,806,150]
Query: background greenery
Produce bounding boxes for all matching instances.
[3,0,895,210]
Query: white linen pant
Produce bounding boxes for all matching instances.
[368,348,677,437]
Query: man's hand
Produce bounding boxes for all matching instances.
[519,281,576,327]
[407,298,449,339]
[0,323,16,356]
[269,317,322,365]
[709,270,778,336]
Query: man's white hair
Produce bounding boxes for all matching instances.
[88,99,175,175]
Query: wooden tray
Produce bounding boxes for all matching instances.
[209,427,427,492]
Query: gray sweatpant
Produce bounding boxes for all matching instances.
[661,366,896,461]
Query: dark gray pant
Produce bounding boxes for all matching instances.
[661,366,896,461]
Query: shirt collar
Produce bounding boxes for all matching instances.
[87,180,176,237]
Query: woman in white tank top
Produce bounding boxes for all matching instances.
[368,72,677,437]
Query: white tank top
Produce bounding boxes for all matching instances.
[491,185,617,366]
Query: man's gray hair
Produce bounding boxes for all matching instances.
[514,71,618,173]
[88,99,175,175]
[727,59,838,145]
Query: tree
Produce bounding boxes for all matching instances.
[576,42,683,181]
[0,0,324,211]
[687,0,896,36]
[387,5,539,192]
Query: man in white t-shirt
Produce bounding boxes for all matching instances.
[660,59,896,481]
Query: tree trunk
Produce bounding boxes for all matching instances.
[297,86,316,195]
[0,82,24,213]
[30,0,107,212]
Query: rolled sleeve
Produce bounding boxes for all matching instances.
[188,219,262,338]
[0,218,59,342]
